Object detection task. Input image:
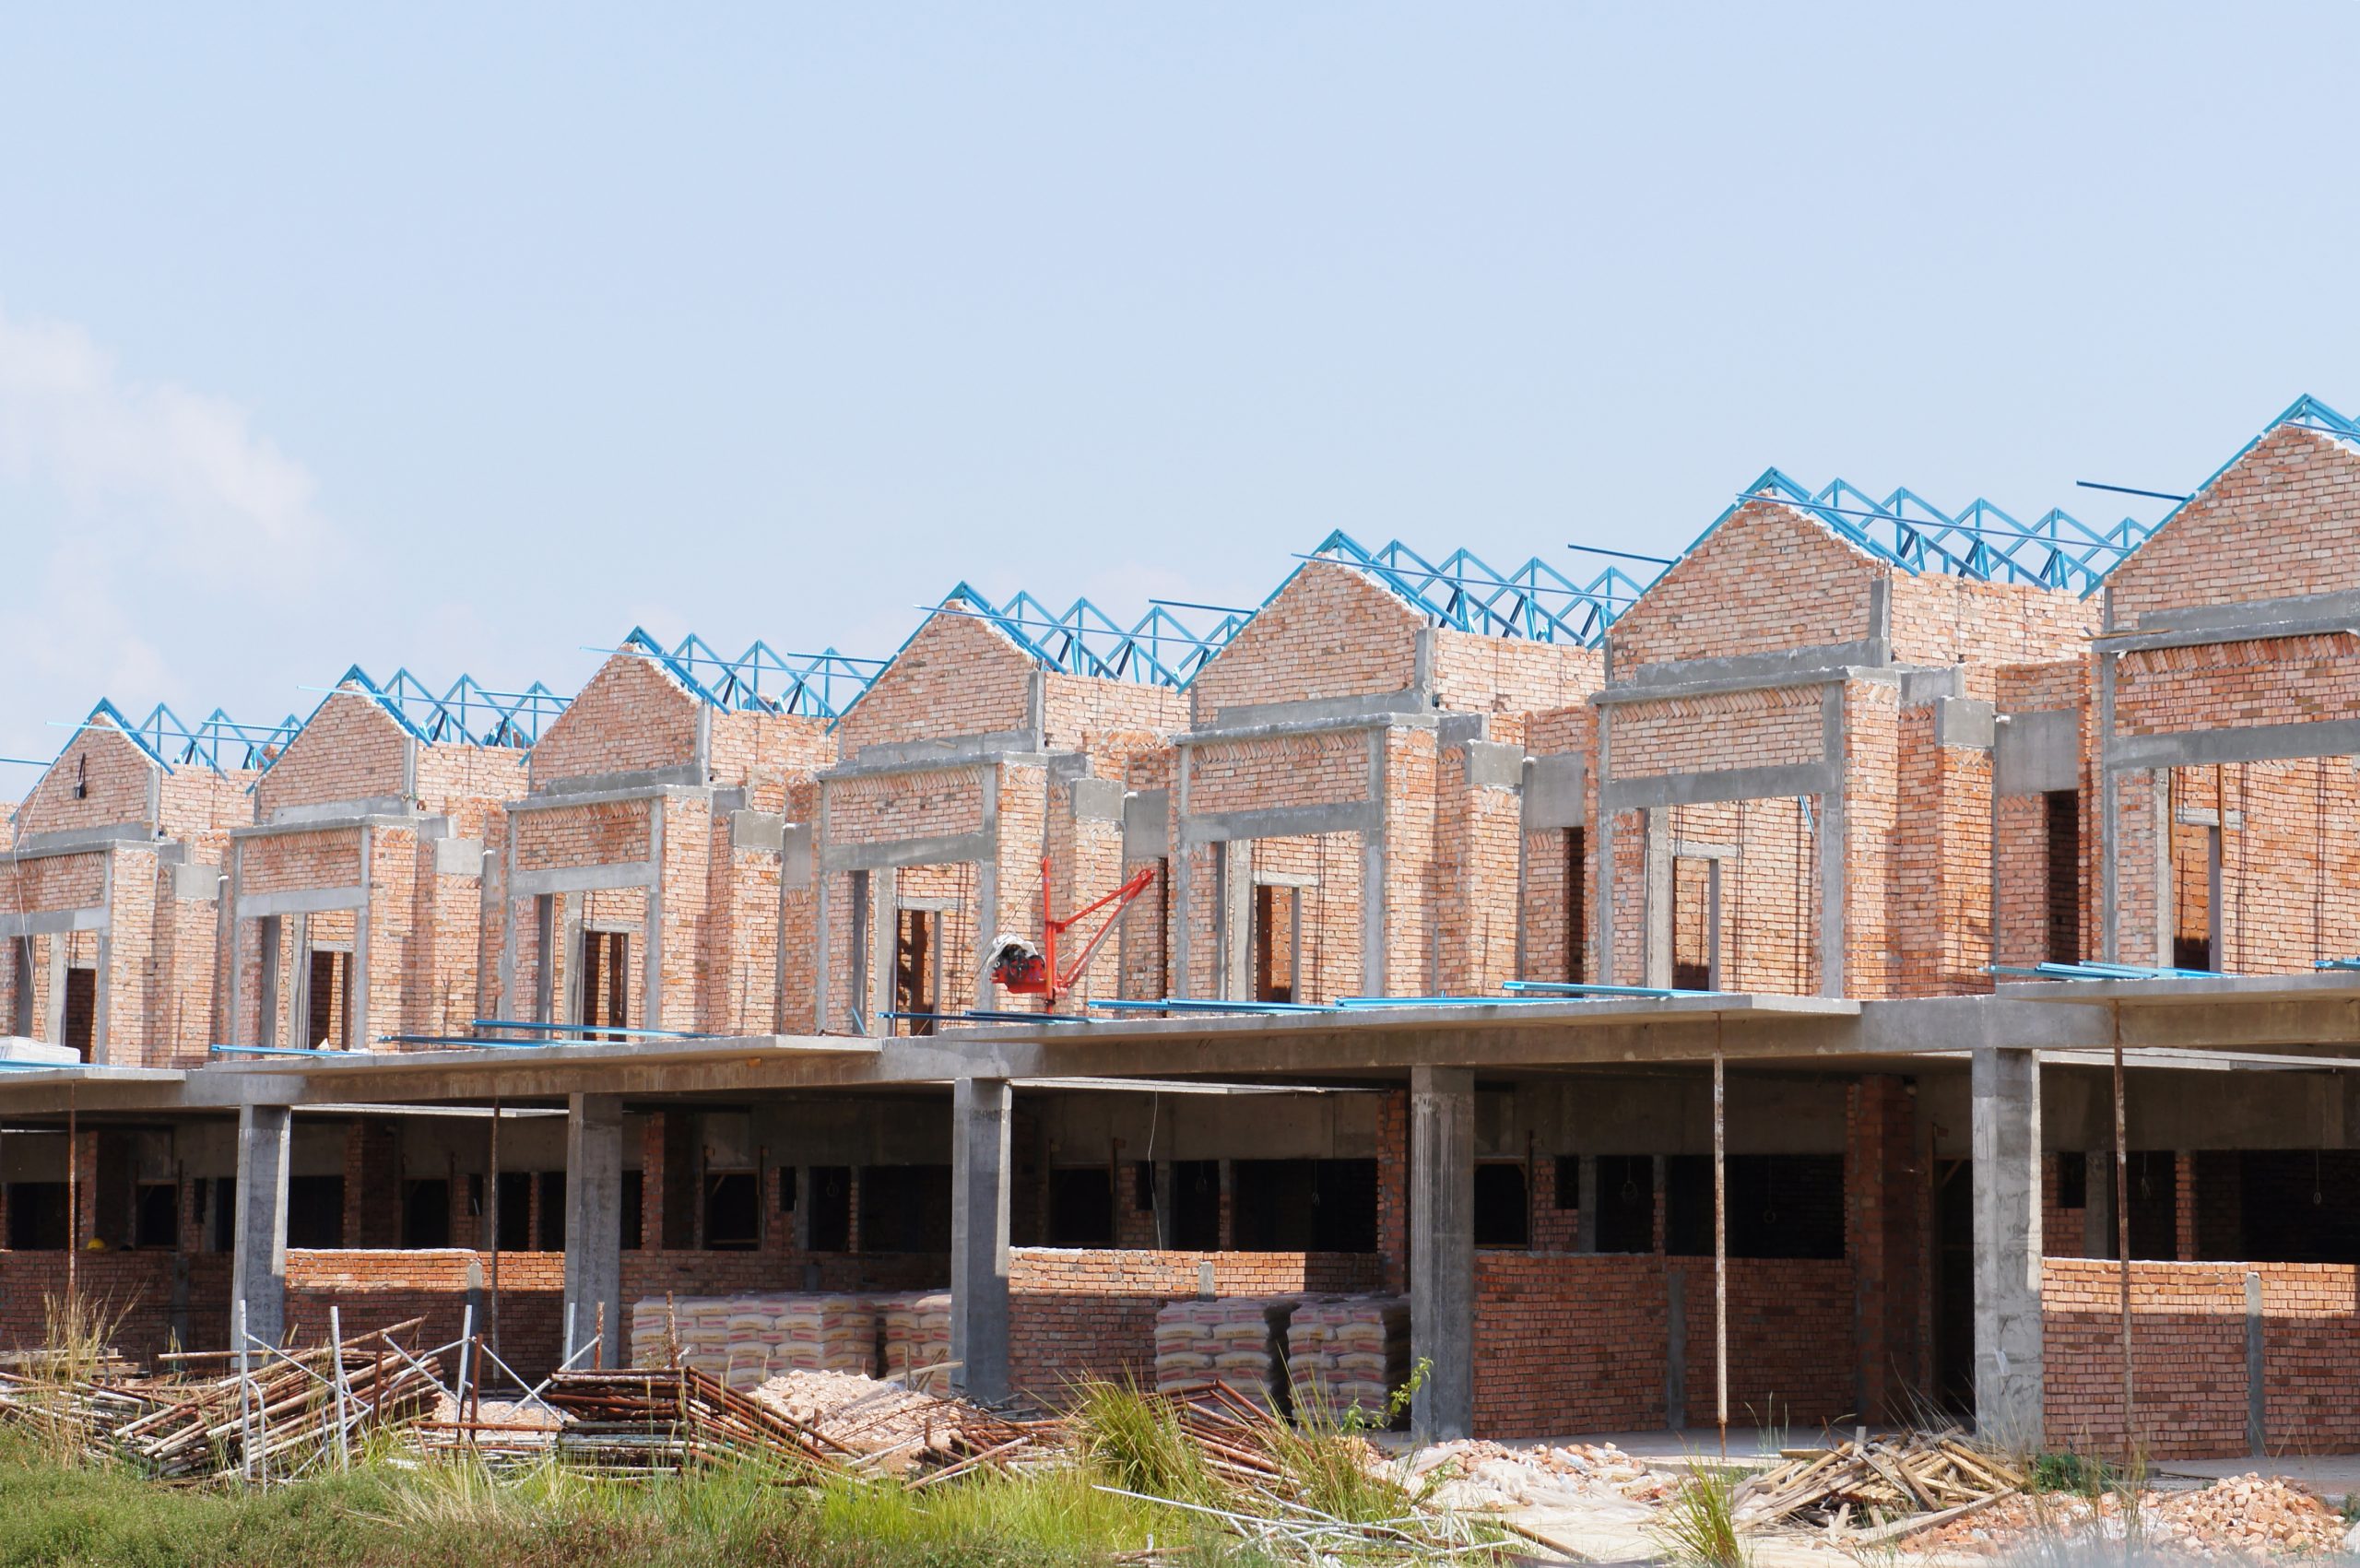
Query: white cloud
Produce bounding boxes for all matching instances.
[0,304,326,580]
[0,304,337,763]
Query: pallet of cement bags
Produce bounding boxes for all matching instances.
[1152,1296,1294,1411]
[1284,1294,1409,1426]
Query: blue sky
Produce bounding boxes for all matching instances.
[3,4,2357,772]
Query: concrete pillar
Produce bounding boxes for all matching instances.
[1410,1064,1475,1443]
[950,1078,1013,1404]
[230,1103,293,1350]
[563,1092,624,1367]
[1971,1047,2044,1449]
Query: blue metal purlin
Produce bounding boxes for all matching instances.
[1087,997,1342,1015]
[914,589,1245,689]
[471,1017,714,1041]
[879,1008,1092,1025]
[1291,532,1656,649]
[1988,961,2227,981]
[1502,980,1701,999]
[620,627,883,720]
[2317,958,2360,972]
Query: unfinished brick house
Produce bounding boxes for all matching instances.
[24,395,2360,1463]
[1128,536,1615,1008]
[227,670,555,1053]
[813,587,1206,1032]
[1573,473,2101,999]
[498,630,848,1039]
[0,701,290,1066]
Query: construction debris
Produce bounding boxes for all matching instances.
[0,1316,444,1482]
[751,1368,1054,1478]
[1732,1429,2025,1541]
[1910,1472,2352,1560]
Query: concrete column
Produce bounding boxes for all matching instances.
[1410,1064,1475,1442]
[1971,1047,2044,1449]
[230,1103,293,1350]
[950,1078,1013,1404]
[563,1092,624,1367]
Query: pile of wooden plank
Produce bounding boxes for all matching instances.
[1732,1430,2025,1541]
[541,1366,858,1476]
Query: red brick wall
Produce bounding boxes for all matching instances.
[0,1253,230,1366]
[1007,1248,1382,1401]
[1610,502,1882,671]
[531,654,701,787]
[255,692,409,819]
[2037,1258,2360,1460]
[835,609,1038,758]
[2107,424,2360,622]
[286,1248,565,1378]
[1474,1254,1857,1438]
[13,724,157,838]
[1188,564,1422,725]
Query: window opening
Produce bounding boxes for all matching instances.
[702,1171,759,1251]
[1473,1161,1529,1248]
[134,1182,177,1249]
[806,1165,853,1251]
[2044,791,2081,964]
[1564,828,1587,983]
[61,969,95,1061]
[894,908,940,1034]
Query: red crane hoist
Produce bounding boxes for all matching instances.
[986,855,1156,1005]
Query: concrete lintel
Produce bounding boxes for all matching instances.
[1210,688,1432,732]
[1602,641,1886,698]
[2106,717,2360,772]
[819,829,995,875]
[0,906,106,940]
[1068,776,1124,823]
[509,782,705,814]
[4,823,155,857]
[1123,789,1170,858]
[2137,585,2360,634]
[1601,760,1838,812]
[1522,753,1585,831]
[2111,616,2360,653]
[1996,708,2081,796]
[1178,800,1381,847]
[844,730,1044,772]
[267,796,410,826]
[432,837,486,877]
[1933,696,1996,750]
[234,884,369,921]
[232,810,447,841]
[533,764,704,798]
[509,861,656,898]
[730,810,786,854]
[1178,712,1436,747]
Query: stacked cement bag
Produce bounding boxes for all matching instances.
[1284,1295,1410,1425]
[627,1293,879,1383]
[1153,1297,1295,1409]
[879,1291,954,1393]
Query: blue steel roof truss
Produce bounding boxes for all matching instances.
[1298,531,1650,647]
[325,666,570,751]
[622,628,881,719]
[1726,471,2157,596]
[85,699,301,775]
[928,586,1246,687]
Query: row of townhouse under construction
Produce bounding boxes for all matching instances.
[2,395,2359,1456]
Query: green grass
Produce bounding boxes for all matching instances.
[0,1428,1241,1568]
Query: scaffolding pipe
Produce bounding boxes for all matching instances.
[1714,1041,1728,1457]
[488,1096,502,1360]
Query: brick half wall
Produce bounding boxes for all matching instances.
[1475,1254,1858,1439]
[2042,1257,2360,1460]
[1008,1248,1382,1404]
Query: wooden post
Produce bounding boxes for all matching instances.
[2114,1003,2134,1452]
[1713,1042,1728,1457]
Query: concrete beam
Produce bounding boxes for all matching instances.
[230,1103,293,1350]
[1970,1047,2043,1449]
[1177,801,1381,848]
[950,1078,1013,1405]
[0,907,106,941]
[510,862,656,899]
[563,1092,625,1367]
[2106,718,2360,772]
[1601,761,1839,813]
[819,830,995,875]
[1409,1064,1475,1442]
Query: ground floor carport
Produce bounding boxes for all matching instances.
[1,981,2356,1456]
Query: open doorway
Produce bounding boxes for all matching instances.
[578,930,630,1040]
[895,908,941,1034]
[1931,1157,1975,1418]
[305,949,353,1048]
